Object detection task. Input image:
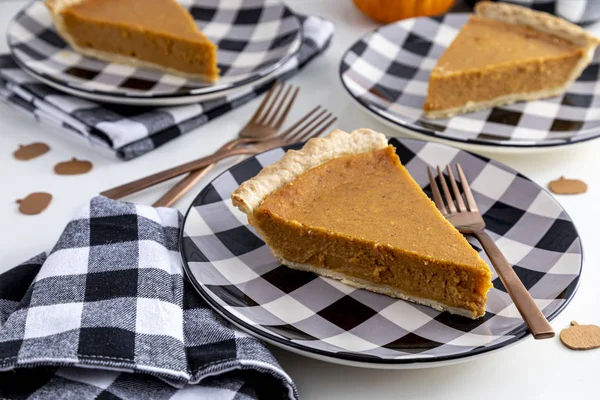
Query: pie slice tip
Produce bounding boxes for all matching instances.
[232,128,493,319]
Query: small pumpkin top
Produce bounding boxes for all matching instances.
[353,0,456,23]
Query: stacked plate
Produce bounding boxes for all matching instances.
[7,0,303,105]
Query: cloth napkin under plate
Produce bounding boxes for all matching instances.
[0,196,298,400]
[0,14,334,161]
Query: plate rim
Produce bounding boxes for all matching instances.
[338,13,600,149]
[6,0,303,100]
[179,137,584,366]
[11,59,281,106]
[349,92,600,154]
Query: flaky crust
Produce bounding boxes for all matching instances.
[231,129,389,215]
[475,1,600,47]
[46,0,85,13]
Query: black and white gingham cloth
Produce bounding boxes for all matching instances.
[0,14,334,160]
[340,12,600,148]
[181,137,582,364]
[0,196,297,400]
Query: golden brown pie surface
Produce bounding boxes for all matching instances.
[232,129,492,318]
[423,2,599,119]
[46,0,219,82]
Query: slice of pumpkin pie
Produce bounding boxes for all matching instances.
[424,1,600,119]
[232,128,492,318]
[46,0,219,82]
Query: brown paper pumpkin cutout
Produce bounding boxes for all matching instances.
[13,142,50,161]
[549,177,588,195]
[16,192,52,215]
[560,321,600,350]
[54,157,93,175]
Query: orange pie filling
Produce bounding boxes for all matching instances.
[250,146,492,317]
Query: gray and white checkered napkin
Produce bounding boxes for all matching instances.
[0,14,333,161]
[0,196,298,400]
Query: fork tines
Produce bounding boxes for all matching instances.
[427,164,479,215]
[281,106,338,143]
[252,82,299,129]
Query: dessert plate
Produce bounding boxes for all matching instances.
[180,137,582,368]
[7,0,302,104]
[340,14,600,150]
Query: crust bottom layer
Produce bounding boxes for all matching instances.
[274,253,483,319]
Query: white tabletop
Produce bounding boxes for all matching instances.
[1,1,599,398]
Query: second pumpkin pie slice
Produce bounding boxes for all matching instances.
[424,1,600,119]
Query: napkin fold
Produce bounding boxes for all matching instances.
[0,14,334,160]
[0,196,298,400]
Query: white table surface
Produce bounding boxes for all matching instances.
[1,1,599,398]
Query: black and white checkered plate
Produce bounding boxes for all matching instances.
[340,14,600,150]
[180,137,582,368]
[7,0,301,103]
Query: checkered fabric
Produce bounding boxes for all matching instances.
[340,13,600,148]
[0,14,334,160]
[0,197,297,400]
[7,0,303,95]
[181,137,582,364]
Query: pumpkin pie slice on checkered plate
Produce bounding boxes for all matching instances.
[46,0,219,82]
[424,1,600,119]
[231,128,493,319]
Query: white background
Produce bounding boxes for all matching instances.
[1,0,599,398]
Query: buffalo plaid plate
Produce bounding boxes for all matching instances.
[180,137,582,368]
[340,14,600,149]
[7,0,302,102]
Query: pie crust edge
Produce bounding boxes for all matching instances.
[231,128,389,216]
[475,1,600,47]
[276,254,481,318]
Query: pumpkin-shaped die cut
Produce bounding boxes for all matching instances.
[16,192,52,215]
[54,157,93,175]
[560,321,600,350]
[353,0,456,23]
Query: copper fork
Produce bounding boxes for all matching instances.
[101,107,337,200]
[153,82,299,207]
[427,164,555,340]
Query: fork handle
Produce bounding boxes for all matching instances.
[474,230,555,340]
[101,146,257,200]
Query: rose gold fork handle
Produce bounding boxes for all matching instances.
[152,138,247,207]
[152,164,215,207]
[474,230,555,340]
[101,147,257,200]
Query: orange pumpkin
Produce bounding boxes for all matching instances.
[353,0,456,23]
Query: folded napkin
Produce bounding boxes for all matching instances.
[0,14,334,160]
[0,197,298,400]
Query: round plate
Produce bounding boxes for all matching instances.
[340,14,600,150]
[7,0,302,104]
[180,137,582,368]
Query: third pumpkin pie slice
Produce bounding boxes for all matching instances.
[424,1,600,119]
[232,129,492,319]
